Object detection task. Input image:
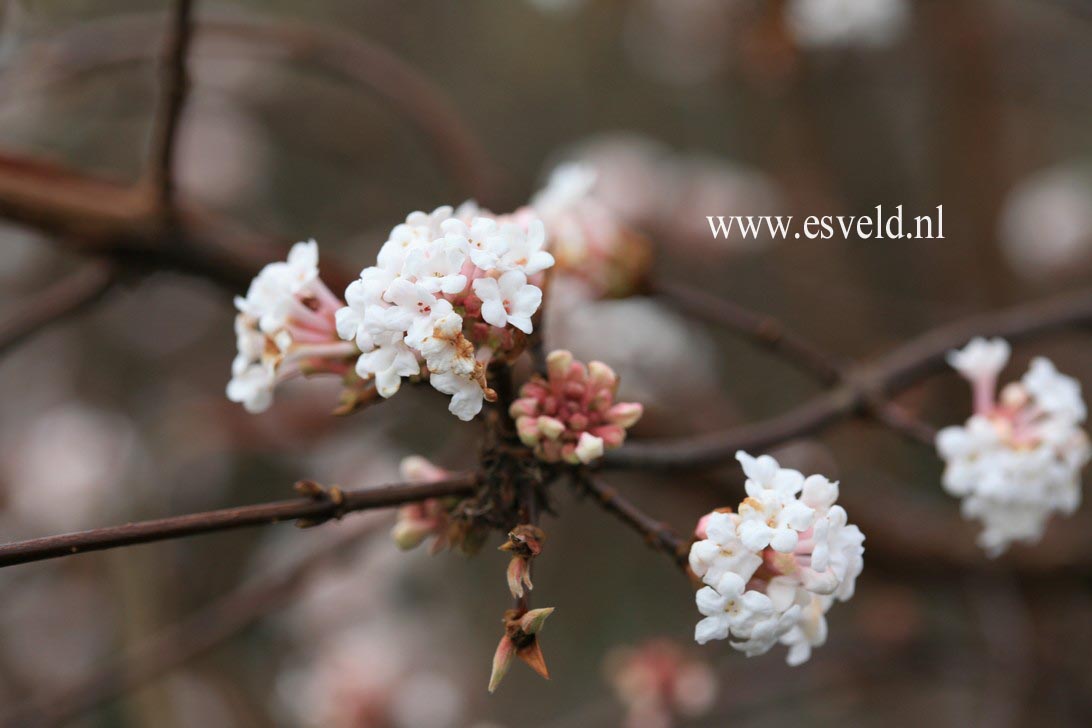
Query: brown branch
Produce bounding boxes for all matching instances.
[580,475,688,568]
[606,287,1092,469]
[146,0,196,210]
[6,11,499,206]
[0,262,117,358]
[0,517,385,728]
[651,279,845,385]
[0,474,477,569]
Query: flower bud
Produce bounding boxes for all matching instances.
[516,416,541,446]
[546,349,573,381]
[606,402,644,428]
[519,607,555,635]
[587,360,617,391]
[575,432,605,464]
[537,416,566,440]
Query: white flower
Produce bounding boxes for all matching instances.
[946,337,1011,386]
[402,237,468,295]
[786,0,909,49]
[689,453,863,665]
[430,370,486,421]
[234,240,320,335]
[937,341,1090,555]
[1022,357,1087,423]
[404,299,475,377]
[228,241,352,413]
[443,216,503,270]
[335,202,556,420]
[356,332,420,398]
[532,163,598,219]
[492,220,554,275]
[473,271,542,334]
[226,360,276,413]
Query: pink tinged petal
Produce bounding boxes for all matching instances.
[509,397,540,419]
[516,417,541,446]
[606,402,643,428]
[587,361,618,392]
[590,424,626,448]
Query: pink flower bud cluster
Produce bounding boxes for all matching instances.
[605,639,716,728]
[510,350,643,465]
[391,456,454,553]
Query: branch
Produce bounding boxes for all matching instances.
[0,474,477,569]
[146,0,196,210]
[652,279,845,385]
[1,517,384,728]
[8,11,499,205]
[580,475,688,568]
[606,287,1092,469]
[0,262,116,358]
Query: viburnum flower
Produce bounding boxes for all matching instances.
[689,452,864,666]
[336,205,555,421]
[390,456,455,553]
[531,163,653,298]
[228,240,357,413]
[510,350,644,465]
[936,338,1090,556]
[605,640,716,728]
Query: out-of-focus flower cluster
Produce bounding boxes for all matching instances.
[936,338,1090,555]
[786,0,909,49]
[511,350,643,465]
[336,204,554,420]
[604,639,717,728]
[229,240,355,413]
[689,452,864,665]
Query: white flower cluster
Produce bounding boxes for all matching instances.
[335,205,554,421]
[690,452,864,666]
[937,338,1090,556]
[229,241,352,413]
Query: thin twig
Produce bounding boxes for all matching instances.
[0,263,117,358]
[652,279,845,385]
[147,0,196,210]
[0,474,477,569]
[606,287,1092,469]
[580,475,688,568]
[0,516,386,728]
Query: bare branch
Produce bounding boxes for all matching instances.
[652,279,845,385]
[0,474,477,569]
[7,11,499,205]
[147,0,196,211]
[580,475,688,568]
[607,287,1092,469]
[0,262,116,358]
[1,517,384,728]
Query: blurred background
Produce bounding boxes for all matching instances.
[0,0,1090,726]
